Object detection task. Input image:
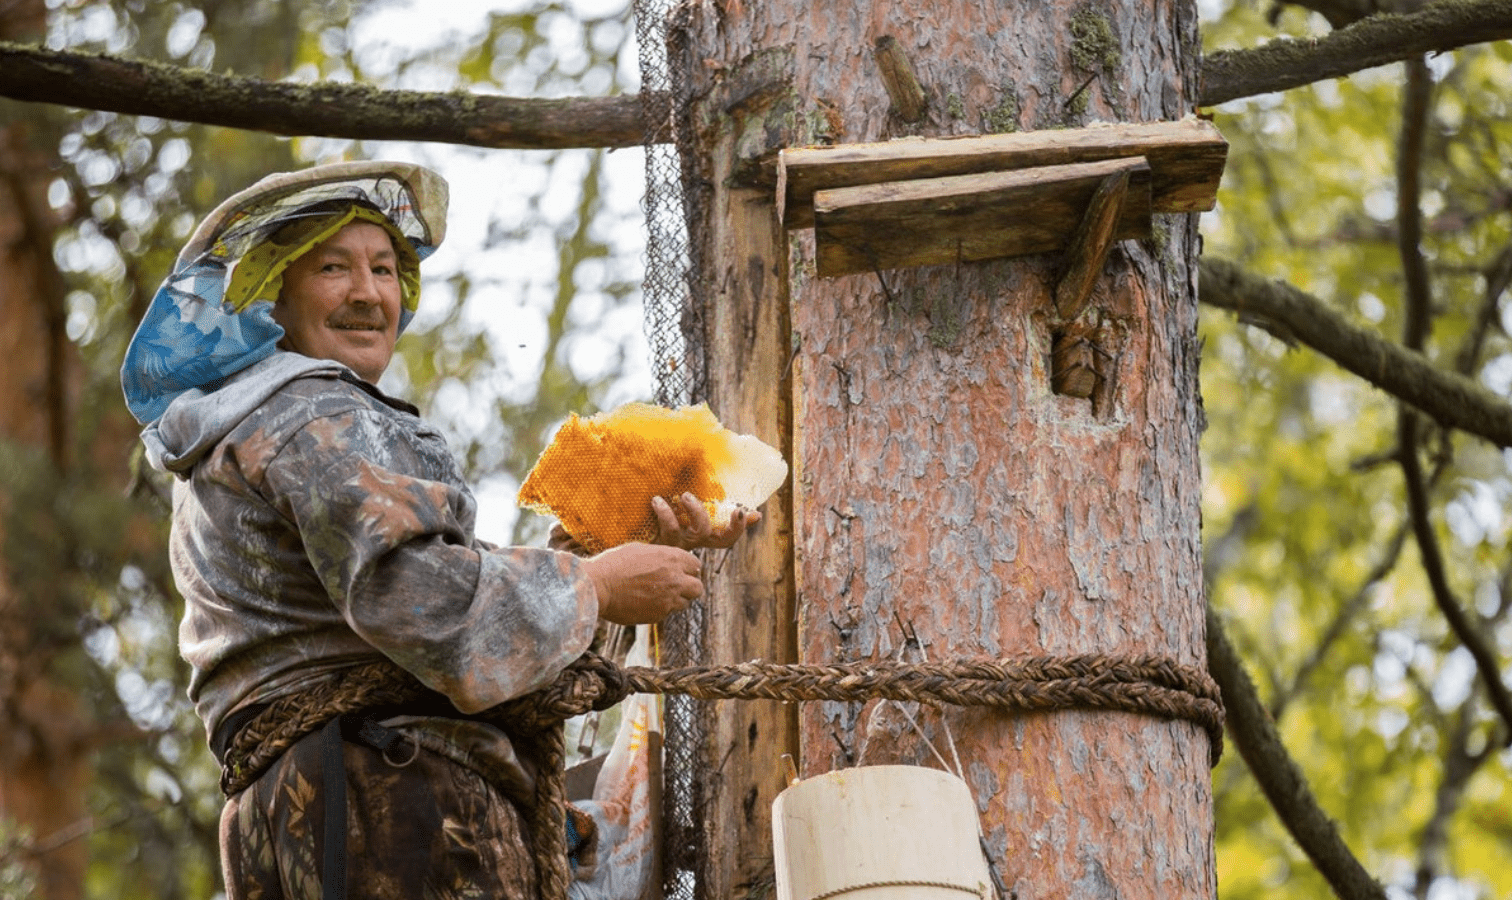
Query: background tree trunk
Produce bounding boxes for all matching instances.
[681,2,1214,897]
[0,5,91,900]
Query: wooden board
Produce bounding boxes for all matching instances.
[779,118,1224,228]
[813,156,1152,277]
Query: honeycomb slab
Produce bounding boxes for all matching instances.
[519,402,787,553]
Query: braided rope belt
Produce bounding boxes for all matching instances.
[220,652,1223,900]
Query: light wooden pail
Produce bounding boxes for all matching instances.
[772,765,991,900]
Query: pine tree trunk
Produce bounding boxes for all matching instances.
[681,2,1213,897]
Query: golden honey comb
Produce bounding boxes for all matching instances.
[519,402,786,553]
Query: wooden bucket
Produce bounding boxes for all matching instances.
[772,765,991,900]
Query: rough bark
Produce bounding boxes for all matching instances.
[680,3,1213,897]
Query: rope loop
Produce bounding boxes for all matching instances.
[496,651,633,734]
[219,650,1224,900]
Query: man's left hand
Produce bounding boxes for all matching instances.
[652,493,761,550]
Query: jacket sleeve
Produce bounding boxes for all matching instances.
[261,405,600,713]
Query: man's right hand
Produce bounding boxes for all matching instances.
[582,543,704,625]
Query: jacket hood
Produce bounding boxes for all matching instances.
[141,352,357,475]
[121,160,448,425]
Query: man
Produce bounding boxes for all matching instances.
[121,160,754,899]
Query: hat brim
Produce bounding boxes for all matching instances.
[178,159,448,268]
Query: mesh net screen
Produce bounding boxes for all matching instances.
[634,2,707,896]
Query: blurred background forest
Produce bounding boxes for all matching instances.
[0,1,1508,898]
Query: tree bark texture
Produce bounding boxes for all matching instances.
[679,3,1213,898]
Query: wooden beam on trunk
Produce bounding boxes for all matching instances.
[1055,164,1135,321]
[677,44,801,899]
[779,118,1226,229]
[811,157,1152,277]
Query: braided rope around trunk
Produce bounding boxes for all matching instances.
[221,652,1224,900]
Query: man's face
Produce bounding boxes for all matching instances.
[272,221,403,384]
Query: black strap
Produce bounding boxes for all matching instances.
[211,702,269,766]
[319,714,417,900]
[321,717,347,900]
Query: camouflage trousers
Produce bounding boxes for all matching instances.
[219,721,539,900]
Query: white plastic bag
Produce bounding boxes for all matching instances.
[570,627,662,900]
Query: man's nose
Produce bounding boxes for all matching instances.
[348,265,381,305]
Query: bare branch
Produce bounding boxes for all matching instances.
[1271,0,1431,31]
[1200,0,1512,106]
[1453,245,1512,377]
[6,0,1512,148]
[1398,412,1512,741]
[1270,524,1408,721]
[1198,258,1512,448]
[1389,55,1512,741]
[0,41,648,150]
[1397,56,1433,353]
[1412,706,1495,898]
[1206,605,1389,900]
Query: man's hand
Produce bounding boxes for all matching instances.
[652,493,762,550]
[583,542,704,625]
[548,523,591,556]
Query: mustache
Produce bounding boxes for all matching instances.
[327,314,388,330]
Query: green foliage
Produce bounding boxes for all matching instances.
[1199,3,1512,898]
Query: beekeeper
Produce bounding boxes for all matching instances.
[121,160,756,900]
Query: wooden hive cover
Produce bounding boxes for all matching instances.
[811,156,1153,277]
[778,118,1227,229]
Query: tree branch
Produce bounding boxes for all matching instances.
[1397,412,1512,742]
[1198,258,1512,448]
[0,41,649,150]
[1389,54,1512,742]
[1453,245,1512,377]
[1270,524,1408,722]
[1412,705,1494,898]
[1397,55,1433,353]
[6,1,1512,150]
[1200,0,1512,106]
[1206,605,1389,900]
[1271,0,1429,31]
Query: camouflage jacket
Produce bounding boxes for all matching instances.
[146,352,599,749]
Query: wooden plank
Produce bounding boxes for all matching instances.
[779,118,1224,228]
[812,156,1152,277]
[1055,165,1133,321]
[685,61,800,899]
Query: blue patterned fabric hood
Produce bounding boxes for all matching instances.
[120,160,448,424]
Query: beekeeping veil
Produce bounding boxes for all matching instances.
[120,160,448,424]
